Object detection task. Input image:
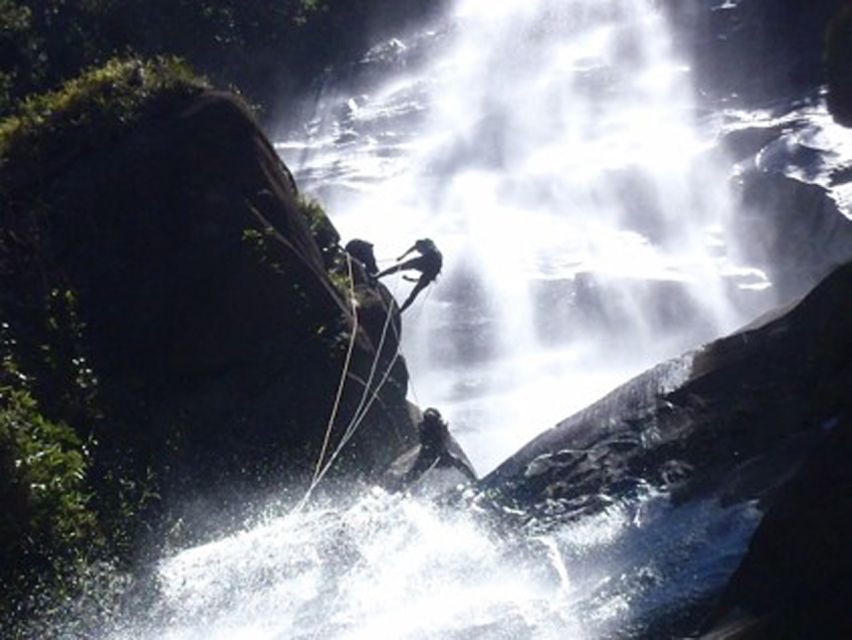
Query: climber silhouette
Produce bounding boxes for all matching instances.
[401,408,477,486]
[344,239,379,277]
[377,238,442,312]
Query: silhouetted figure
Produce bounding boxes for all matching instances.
[377,238,442,312]
[344,239,379,276]
[401,408,477,487]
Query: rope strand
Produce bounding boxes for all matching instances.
[309,271,404,488]
[311,253,359,484]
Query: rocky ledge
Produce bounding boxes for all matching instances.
[477,261,852,636]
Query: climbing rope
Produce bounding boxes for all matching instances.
[299,267,404,505]
[300,253,438,504]
[338,270,401,442]
[311,253,359,485]
[318,262,444,483]
[309,269,405,489]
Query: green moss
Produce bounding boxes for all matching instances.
[0,56,208,207]
[296,195,355,299]
[297,195,341,255]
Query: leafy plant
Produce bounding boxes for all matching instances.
[0,55,208,208]
[0,349,99,623]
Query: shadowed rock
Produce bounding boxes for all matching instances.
[700,413,852,639]
[476,261,852,636]
[480,260,852,539]
[0,90,417,502]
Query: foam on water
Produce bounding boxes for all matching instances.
[80,487,758,640]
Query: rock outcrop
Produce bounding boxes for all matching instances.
[700,414,852,639]
[475,262,852,636]
[0,89,417,505]
[732,168,852,301]
[717,100,852,305]
[664,0,845,105]
[481,262,851,519]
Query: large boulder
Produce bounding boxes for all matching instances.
[481,262,851,520]
[475,262,852,635]
[663,0,845,105]
[700,413,852,639]
[0,85,417,506]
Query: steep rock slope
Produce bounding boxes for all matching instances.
[0,87,417,509]
[480,261,851,538]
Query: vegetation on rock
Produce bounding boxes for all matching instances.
[0,0,440,118]
[0,56,207,207]
[0,0,427,626]
[0,334,99,624]
[0,55,415,625]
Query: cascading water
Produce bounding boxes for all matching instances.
[64,488,759,639]
[43,2,780,639]
[280,0,769,474]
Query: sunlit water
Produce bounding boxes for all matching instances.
[56,488,758,640]
[278,0,771,475]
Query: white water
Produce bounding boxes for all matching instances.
[279,0,770,475]
[83,488,759,640]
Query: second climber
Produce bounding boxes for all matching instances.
[376,238,442,312]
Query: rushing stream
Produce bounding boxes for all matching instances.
[42,1,794,638]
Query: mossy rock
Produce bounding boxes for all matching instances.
[0,56,208,208]
[0,57,416,523]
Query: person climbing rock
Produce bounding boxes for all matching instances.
[344,239,379,277]
[377,238,442,312]
[404,408,476,485]
[383,408,477,493]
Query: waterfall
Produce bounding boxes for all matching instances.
[34,3,783,639]
[280,0,769,474]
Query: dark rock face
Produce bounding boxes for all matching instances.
[664,0,846,105]
[0,91,416,502]
[732,169,852,301]
[825,4,852,126]
[480,261,852,530]
[716,100,852,307]
[701,414,852,639]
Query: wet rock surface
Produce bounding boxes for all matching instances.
[699,414,852,639]
[718,103,852,303]
[664,0,845,104]
[483,263,851,516]
[733,169,852,300]
[477,262,852,634]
